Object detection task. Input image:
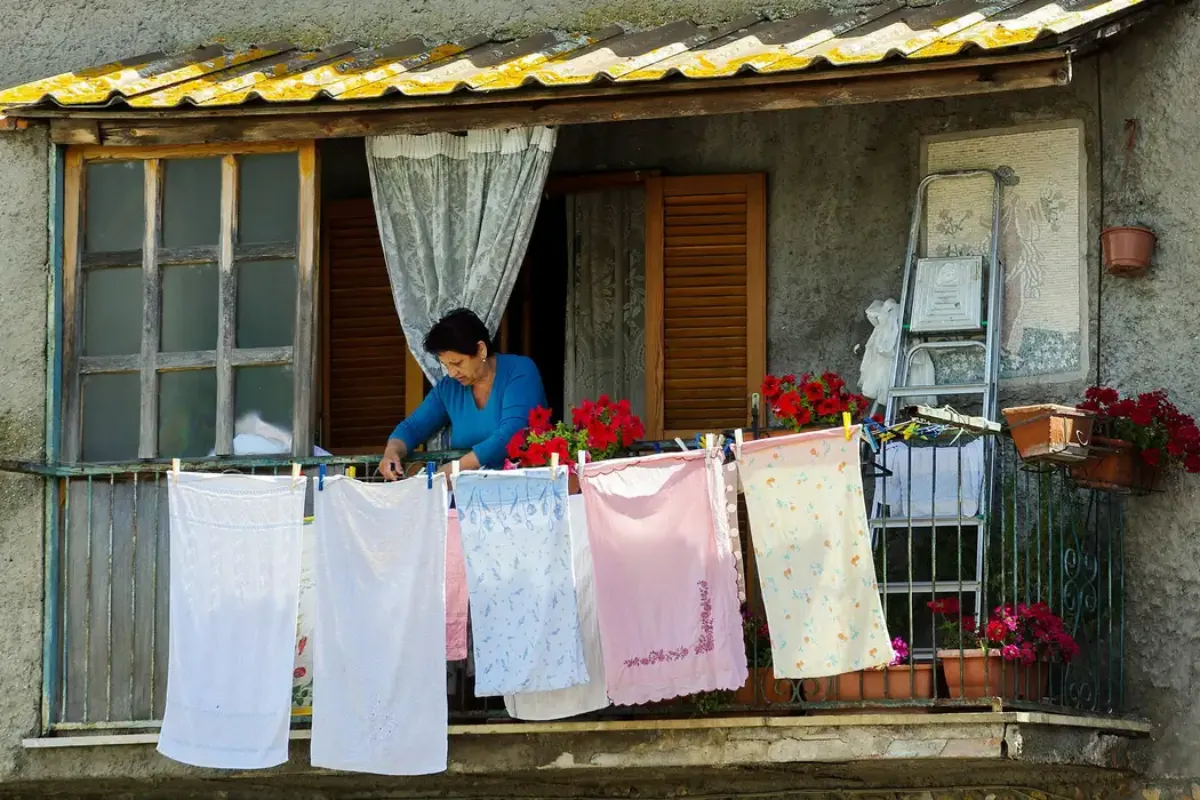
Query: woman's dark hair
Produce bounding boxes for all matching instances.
[424,308,492,357]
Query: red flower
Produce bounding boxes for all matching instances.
[528,406,553,433]
[776,390,802,419]
[928,597,961,615]
[871,413,885,425]
[816,398,839,417]
[1186,453,1200,473]
[616,398,632,415]
[960,615,977,634]
[587,420,616,451]
[986,620,1008,643]
[802,382,825,402]
[1141,448,1162,467]
[781,374,797,385]
[525,441,549,467]
[546,436,573,465]
[762,375,782,401]
[595,394,612,409]
[793,407,813,427]
[506,431,528,461]
[822,371,846,393]
[1130,406,1153,427]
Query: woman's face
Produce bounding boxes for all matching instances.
[437,342,489,386]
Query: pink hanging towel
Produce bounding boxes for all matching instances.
[580,450,746,706]
[446,510,469,661]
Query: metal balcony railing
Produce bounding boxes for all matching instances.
[2,432,1126,734]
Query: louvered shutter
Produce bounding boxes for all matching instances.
[644,175,767,439]
[321,199,423,453]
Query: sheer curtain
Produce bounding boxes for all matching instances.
[366,127,556,381]
[564,188,646,416]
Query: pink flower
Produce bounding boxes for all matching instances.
[1001,644,1020,661]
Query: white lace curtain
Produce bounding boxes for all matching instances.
[366,127,556,381]
[564,189,646,417]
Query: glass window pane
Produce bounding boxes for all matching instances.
[82,373,140,461]
[161,158,221,248]
[83,267,142,357]
[161,263,218,352]
[236,259,296,348]
[238,153,299,244]
[235,366,293,435]
[158,370,216,458]
[85,161,144,253]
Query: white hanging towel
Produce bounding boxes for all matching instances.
[503,495,609,720]
[455,469,588,696]
[158,473,305,769]
[310,474,449,776]
[737,428,894,679]
[875,438,985,519]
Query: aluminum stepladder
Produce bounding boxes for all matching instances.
[872,169,1008,659]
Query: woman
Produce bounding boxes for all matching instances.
[380,308,547,480]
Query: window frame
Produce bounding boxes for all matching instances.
[61,141,320,463]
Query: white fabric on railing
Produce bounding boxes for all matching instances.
[310,474,449,776]
[158,474,305,769]
[366,127,556,381]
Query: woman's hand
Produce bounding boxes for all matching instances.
[379,439,407,481]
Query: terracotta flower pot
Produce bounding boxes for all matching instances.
[938,649,1049,700]
[801,665,934,710]
[1101,226,1155,276]
[568,473,581,495]
[733,667,795,705]
[1003,404,1095,464]
[1068,436,1160,493]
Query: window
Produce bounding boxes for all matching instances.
[644,174,767,440]
[62,143,318,462]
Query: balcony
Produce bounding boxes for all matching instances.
[5,433,1150,786]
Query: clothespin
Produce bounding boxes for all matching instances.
[291,462,302,490]
[347,466,357,479]
[451,460,461,481]
[734,428,744,460]
[576,450,588,474]
[674,437,689,452]
[861,424,879,454]
[426,461,435,490]
[704,433,714,452]
[842,412,853,441]
[318,463,326,491]
[550,452,560,478]
[171,458,181,484]
[652,442,662,454]
[903,422,918,440]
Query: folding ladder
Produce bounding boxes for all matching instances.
[872,169,1009,657]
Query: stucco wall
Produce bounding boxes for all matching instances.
[0,0,1193,789]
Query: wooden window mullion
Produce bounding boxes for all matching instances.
[291,143,318,457]
[137,159,162,460]
[61,151,85,463]
[214,155,238,456]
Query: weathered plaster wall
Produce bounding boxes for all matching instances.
[1095,1,1200,782]
[552,72,1102,399]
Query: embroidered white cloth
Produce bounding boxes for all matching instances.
[158,474,305,769]
[310,474,449,776]
[738,428,894,679]
[580,450,746,706]
[455,469,588,696]
[503,495,609,720]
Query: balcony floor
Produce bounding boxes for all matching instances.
[15,712,1151,799]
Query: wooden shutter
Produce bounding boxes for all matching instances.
[644,174,767,440]
[321,199,424,454]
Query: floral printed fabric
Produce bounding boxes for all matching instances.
[738,427,894,679]
[580,450,746,705]
[455,469,588,696]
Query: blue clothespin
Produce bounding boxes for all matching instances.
[862,424,879,454]
[652,442,662,453]
[426,461,435,489]
[318,463,326,491]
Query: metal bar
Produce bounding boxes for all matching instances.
[105,473,114,720]
[83,475,93,722]
[129,473,138,720]
[888,384,988,397]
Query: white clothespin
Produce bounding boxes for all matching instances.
[291,462,302,490]
[704,433,715,451]
[450,460,460,489]
[674,437,689,452]
[550,452,560,478]
[576,450,588,474]
[734,428,744,459]
[171,458,181,484]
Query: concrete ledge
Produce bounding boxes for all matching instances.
[7,711,1149,793]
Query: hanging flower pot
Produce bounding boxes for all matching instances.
[1003,404,1095,464]
[1101,226,1156,276]
[1069,437,1160,493]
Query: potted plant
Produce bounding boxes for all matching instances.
[930,597,1078,701]
[1072,386,1200,492]
[505,396,645,493]
[733,606,794,705]
[759,371,876,437]
[801,637,934,711]
[1102,119,1156,276]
